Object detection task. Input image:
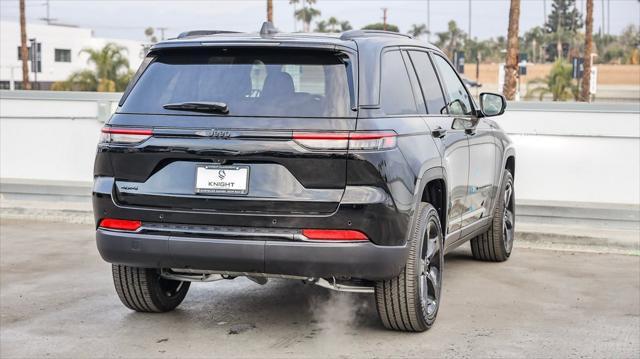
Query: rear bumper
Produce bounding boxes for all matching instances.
[97,229,408,280]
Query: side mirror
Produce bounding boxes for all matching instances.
[479,92,506,117]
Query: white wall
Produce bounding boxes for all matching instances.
[497,103,640,205]
[1,91,639,206]
[0,21,144,84]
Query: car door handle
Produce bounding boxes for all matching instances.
[465,128,477,136]
[432,127,447,138]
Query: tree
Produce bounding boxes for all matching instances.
[327,17,339,32]
[51,43,133,92]
[289,0,299,31]
[523,26,547,63]
[408,24,429,39]
[526,59,578,101]
[340,21,353,31]
[267,0,273,23]
[435,21,466,58]
[544,0,583,60]
[295,0,320,32]
[315,17,351,33]
[580,0,593,102]
[19,0,30,90]
[314,20,328,32]
[503,0,521,100]
[362,23,399,32]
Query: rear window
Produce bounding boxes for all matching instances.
[120,48,354,118]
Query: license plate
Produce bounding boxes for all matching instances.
[195,165,250,195]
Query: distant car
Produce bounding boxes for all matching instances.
[461,76,483,88]
[93,23,516,332]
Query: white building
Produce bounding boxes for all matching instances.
[0,21,145,90]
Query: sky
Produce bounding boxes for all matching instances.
[0,0,638,42]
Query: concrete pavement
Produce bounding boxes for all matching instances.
[1,219,639,358]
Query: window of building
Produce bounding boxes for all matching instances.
[55,49,71,62]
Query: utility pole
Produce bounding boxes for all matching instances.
[156,27,167,40]
[607,0,611,35]
[19,0,31,90]
[382,8,388,31]
[543,0,547,23]
[601,0,605,36]
[40,0,57,24]
[468,0,472,41]
[427,0,431,42]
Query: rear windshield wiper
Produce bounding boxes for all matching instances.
[163,101,229,114]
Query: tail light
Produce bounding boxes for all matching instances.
[99,218,142,231]
[293,131,397,151]
[301,229,369,242]
[100,127,152,144]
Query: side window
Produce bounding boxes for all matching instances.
[408,51,447,114]
[432,55,472,116]
[380,50,417,115]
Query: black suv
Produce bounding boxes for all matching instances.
[94,24,515,332]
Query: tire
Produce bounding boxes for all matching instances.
[374,202,444,332]
[112,265,190,312]
[470,169,515,262]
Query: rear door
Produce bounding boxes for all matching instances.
[103,47,356,215]
[406,50,469,240]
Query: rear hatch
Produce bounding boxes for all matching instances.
[102,46,357,215]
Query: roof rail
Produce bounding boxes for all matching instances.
[176,30,241,39]
[340,30,413,41]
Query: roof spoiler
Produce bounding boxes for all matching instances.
[340,30,412,40]
[176,30,241,39]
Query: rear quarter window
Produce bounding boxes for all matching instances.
[379,50,418,116]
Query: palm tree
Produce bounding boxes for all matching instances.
[408,23,429,39]
[52,43,133,92]
[340,21,353,31]
[327,17,339,32]
[435,21,466,58]
[580,0,594,102]
[503,0,521,100]
[289,0,299,31]
[19,0,30,90]
[314,20,328,33]
[526,59,578,101]
[295,0,321,32]
[267,0,273,23]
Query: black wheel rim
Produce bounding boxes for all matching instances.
[419,217,442,319]
[158,276,184,298]
[503,180,515,253]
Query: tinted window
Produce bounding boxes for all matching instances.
[408,51,447,114]
[120,49,353,118]
[380,50,417,116]
[432,55,472,116]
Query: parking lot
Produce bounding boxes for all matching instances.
[1,218,639,358]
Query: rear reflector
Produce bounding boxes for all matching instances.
[99,218,142,231]
[100,127,152,144]
[301,229,369,241]
[293,131,397,151]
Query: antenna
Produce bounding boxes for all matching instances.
[260,21,278,36]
